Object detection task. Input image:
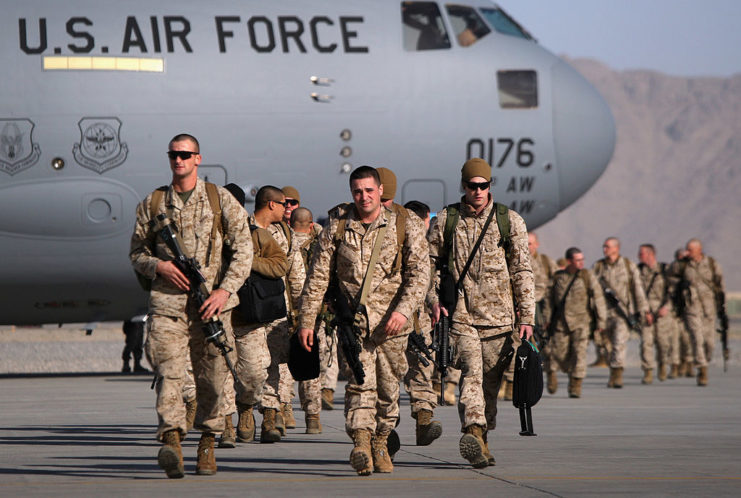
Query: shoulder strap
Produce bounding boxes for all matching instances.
[204,182,222,266]
[442,203,461,271]
[623,257,637,306]
[149,186,168,219]
[579,269,592,295]
[358,221,390,308]
[494,202,511,256]
[456,204,497,288]
[392,204,407,274]
[278,221,292,251]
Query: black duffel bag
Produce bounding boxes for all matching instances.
[237,273,287,324]
[512,340,543,436]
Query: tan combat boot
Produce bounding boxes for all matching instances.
[372,431,393,473]
[658,363,667,381]
[415,409,442,446]
[642,368,653,385]
[547,371,558,394]
[275,409,286,436]
[321,388,334,410]
[482,430,495,466]
[459,424,488,469]
[668,363,680,379]
[589,355,609,368]
[260,408,282,443]
[443,382,457,406]
[350,429,373,476]
[568,377,583,398]
[184,398,197,433]
[685,363,694,378]
[432,381,442,399]
[237,403,255,442]
[614,367,624,388]
[281,402,296,429]
[503,380,513,401]
[218,414,236,448]
[306,413,322,434]
[196,432,217,475]
[157,429,184,479]
[697,366,708,386]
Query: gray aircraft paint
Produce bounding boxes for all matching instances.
[0,1,615,325]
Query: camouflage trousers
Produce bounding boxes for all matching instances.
[640,313,675,370]
[547,323,589,379]
[671,316,694,366]
[221,322,270,414]
[279,363,295,404]
[685,312,716,367]
[345,331,408,435]
[451,324,514,432]
[593,326,613,360]
[320,325,340,391]
[145,311,230,440]
[433,364,462,385]
[403,329,437,414]
[606,316,630,368]
[183,368,196,403]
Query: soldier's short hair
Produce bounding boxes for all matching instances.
[565,247,582,260]
[640,243,656,254]
[291,207,313,229]
[403,200,430,221]
[686,238,702,249]
[169,133,200,152]
[349,165,380,187]
[255,185,285,210]
[604,236,620,248]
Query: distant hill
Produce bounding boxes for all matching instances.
[537,57,741,291]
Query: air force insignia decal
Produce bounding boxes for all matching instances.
[0,118,41,175]
[73,117,128,174]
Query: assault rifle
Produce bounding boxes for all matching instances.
[328,286,365,385]
[598,276,642,334]
[431,315,453,405]
[407,331,433,367]
[149,214,237,380]
[716,290,730,372]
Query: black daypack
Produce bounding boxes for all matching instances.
[237,273,287,324]
[287,332,320,381]
[512,340,543,436]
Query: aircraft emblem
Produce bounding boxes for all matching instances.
[0,118,41,175]
[73,117,128,173]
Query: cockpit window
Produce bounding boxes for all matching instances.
[479,7,534,40]
[445,5,491,47]
[497,70,538,109]
[402,2,451,51]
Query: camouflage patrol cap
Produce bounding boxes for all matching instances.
[376,167,397,201]
[461,158,492,182]
[282,186,300,202]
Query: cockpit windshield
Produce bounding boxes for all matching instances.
[445,4,491,47]
[402,1,452,51]
[479,7,534,41]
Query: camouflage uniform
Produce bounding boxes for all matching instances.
[298,204,429,435]
[531,251,559,378]
[638,262,676,373]
[130,179,253,440]
[427,198,535,432]
[547,269,607,379]
[221,226,288,415]
[593,257,649,369]
[675,256,724,368]
[404,309,437,415]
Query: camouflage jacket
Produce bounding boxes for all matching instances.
[426,197,535,336]
[593,256,649,318]
[532,251,559,303]
[298,204,429,336]
[674,256,724,318]
[637,262,673,314]
[130,178,253,317]
[550,269,607,331]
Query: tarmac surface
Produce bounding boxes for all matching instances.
[1,364,740,497]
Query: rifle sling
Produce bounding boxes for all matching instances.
[551,272,580,328]
[455,203,497,290]
[357,219,389,309]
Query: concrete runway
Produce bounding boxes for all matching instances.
[1,366,740,497]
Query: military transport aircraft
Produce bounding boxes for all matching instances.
[0,0,615,326]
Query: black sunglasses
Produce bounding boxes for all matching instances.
[167,150,198,160]
[465,180,490,191]
[285,199,299,207]
[272,200,287,207]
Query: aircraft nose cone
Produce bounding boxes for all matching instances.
[551,60,616,210]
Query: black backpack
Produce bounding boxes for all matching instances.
[512,340,543,436]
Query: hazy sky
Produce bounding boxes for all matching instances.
[501,0,741,77]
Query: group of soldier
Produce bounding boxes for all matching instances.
[130,133,725,480]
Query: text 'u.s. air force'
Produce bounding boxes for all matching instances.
[18,15,369,55]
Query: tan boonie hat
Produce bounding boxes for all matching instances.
[461,158,492,182]
[376,167,397,201]
[281,186,300,202]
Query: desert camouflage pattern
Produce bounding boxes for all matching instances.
[132,179,252,441]
[404,309,437,414]
[593,256,649,368]
[547,269,607,379]
[638,262,676,371]
[131,179,253,316]
[426,197,535,335]
[532,251,559,304]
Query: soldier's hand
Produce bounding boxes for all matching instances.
[645,312,655,326]
[657,306,669,318]
[431,303,448,326]
[385,311,408,336]
[298,328,314,352]
[156,260,190,291]
[200,288,230,321]
[519,324,533,341]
